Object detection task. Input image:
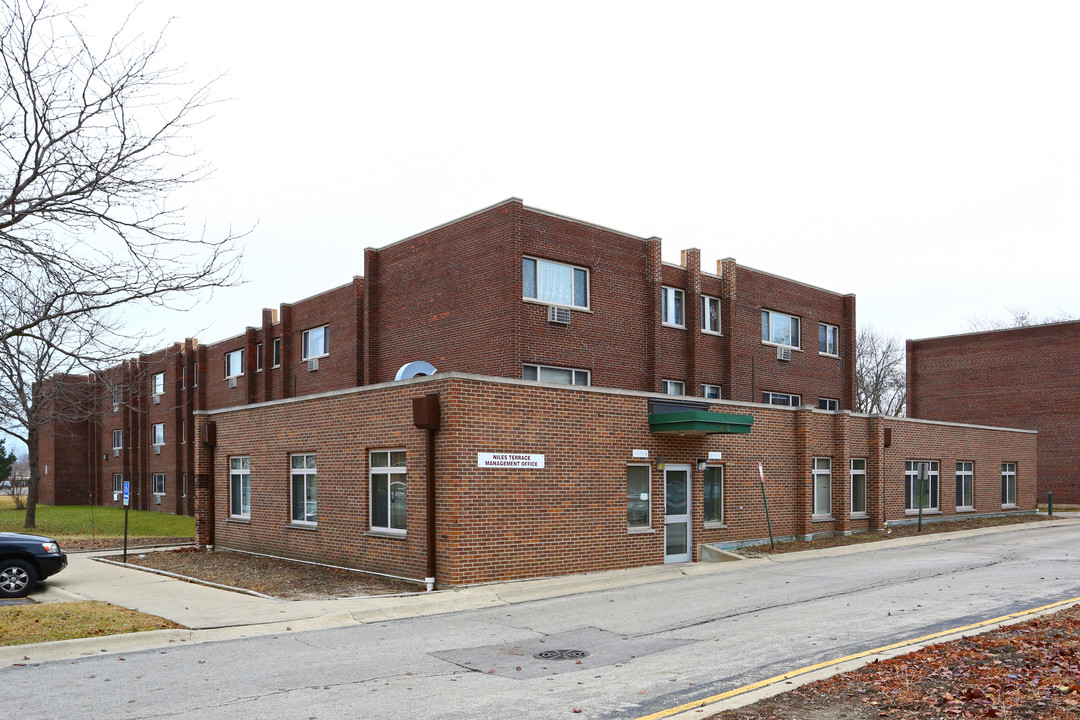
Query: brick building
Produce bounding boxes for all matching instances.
[907,321,1080,504]
[36,199,1039,585]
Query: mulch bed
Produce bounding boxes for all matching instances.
[111,547,424,600]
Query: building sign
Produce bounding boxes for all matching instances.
[478,452,545,469]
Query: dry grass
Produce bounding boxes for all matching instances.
[0,601,183,647]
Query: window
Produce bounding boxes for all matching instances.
[111,386,121,411]
[193,362,199,387]
[290,454,317,524]
[181,419,186,444]
[813,458,832,517]
[151,372,165,396]
[661,287,685,326]
[522,256,589,309]
[152,423,165,446]
[371,450,407,532]
[112,429,122,450]
[230,457,250,518]
[661,380,685,396]
[112,474,123,493]
[819,323,839,356]
[302,325,329,360]
[762,392,801,406]
[704,466,724,523]
[181,365,186,390]
[905,460,940,512]
[153,473,166,496]
[256,343,264,372]
[850,459,867,515]
[523,364,590,386]
[182,472,187,498]
[1001,463,1017,507]
[762,310,800,349]
[701,296,721,334]
[272,338,281,368]
[627,465,651,529]
[702,384,721,399]
[956,462,974,509]
[818,398,839,411]
[224,349,244,378]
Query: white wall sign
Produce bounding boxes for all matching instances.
[478,452,545,469]
[708,451,723,460]
[632,449,649,458]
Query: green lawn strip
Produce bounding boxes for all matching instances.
[0,502,194,539]
[0,601,184,646]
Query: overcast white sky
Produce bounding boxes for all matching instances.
[90,0,1080,347]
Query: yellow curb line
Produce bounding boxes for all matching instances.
[636,595,1080,720]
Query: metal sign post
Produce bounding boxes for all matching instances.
[122,480,130,563]
[758,462,776,551]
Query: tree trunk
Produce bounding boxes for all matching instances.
[23,426,39,529]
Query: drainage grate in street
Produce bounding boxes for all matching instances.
[533,649,590,661]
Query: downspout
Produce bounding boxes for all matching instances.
[412,393,441,591]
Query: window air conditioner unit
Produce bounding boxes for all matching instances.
[776,346,792,361]
[113,492,119,501]
[547,306,571,325]
[308,358,319,372]
[154,445,161,455]
[154,494,161,505]
[113,448,120,457]
[228,376,238,388]
[152,394,160,405]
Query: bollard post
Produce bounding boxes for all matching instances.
[1048,491,1053,516]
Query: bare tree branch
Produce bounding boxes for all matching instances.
[855,326,906,417]
[967,306,1076,332]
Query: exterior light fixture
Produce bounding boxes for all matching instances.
[696,458,708,472]
[656,456,666,471]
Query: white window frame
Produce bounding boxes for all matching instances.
[151,423,165,446]
[812,458,832,518]
[370,449,407,534]
[272,338,281,368]
[151,372,165,396]
[762,391,801,406]
[522,256,589,310]
[180,419,186,444]
[701,295,721,334]
[256,343,264,372]
[181,365,186,390]
[661,286,685,327]
[905,460,940,512]
[819,323,839,356]
[111,429,122,450]
[112,473,123,494]
[290,453,317,525]
[661,379,685,396]
[701,384,721,399]
[761,309,801,349]
[1001,463,1017,507]
[193,362,199,387]
[224,349,244,379]
[230,457,251,519]
[850,459,867,516]
[818,398,839,411]
[302,325,329,361]
[956,461,975,510]
[626,464,651,531]
[703,465,724,525]
[523,364,590,386]
[153,473,166,496]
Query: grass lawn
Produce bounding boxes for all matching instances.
[0,497,194,541]
[0,602,183,646]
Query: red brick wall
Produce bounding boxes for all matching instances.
[908,322,1080,503]
[199,374,1035,586]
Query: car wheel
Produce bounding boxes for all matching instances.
[0,559,37,598]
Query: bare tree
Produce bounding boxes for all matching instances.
[1,0,243,345]
[856,326,906,416]
[968,306,1076,332]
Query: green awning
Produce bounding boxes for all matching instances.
[648,411,754,436]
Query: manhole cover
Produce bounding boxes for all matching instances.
[533,649,590,661]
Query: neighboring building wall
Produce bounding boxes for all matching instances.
[907,321,1080,504]
[198,374,1036,587]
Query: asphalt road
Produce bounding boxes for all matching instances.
[6,523,1079,719]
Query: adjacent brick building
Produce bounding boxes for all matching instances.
[907,321,1080,504]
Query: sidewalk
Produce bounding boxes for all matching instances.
[5,516,1077,666]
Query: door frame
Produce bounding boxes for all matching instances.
[664,464,692,563]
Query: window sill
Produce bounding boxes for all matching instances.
[701,330,723,337]
[704,521,727,530]
[956,506,976,513]
[302,354,330,362]
[627,526,655,535]
[850,512,868,519]
[904,509,942,516]
[286,522,318,530]
[522,297,592,313]
[227,517,251,524]
[1001,504,1018,510]
[365,529,407,539]
[661,322,686,330]
[812,514,835,522]
[818,352,840,359]
[762,341,802,352]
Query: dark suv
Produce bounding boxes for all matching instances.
[0,532,68,598]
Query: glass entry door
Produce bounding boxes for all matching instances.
[664,465,691,563]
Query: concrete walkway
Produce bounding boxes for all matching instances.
[5,516,1077,666]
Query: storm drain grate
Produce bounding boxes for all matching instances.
[533,649,590,661]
